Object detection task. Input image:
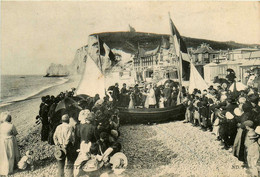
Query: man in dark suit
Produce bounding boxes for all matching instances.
[112,83,120,106]
[163,83,172,107]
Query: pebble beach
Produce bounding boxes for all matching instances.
[0,77,249,177]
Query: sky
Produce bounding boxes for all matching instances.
[1,1,260,75]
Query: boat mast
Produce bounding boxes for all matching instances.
[168,12,182,103]
[97,35,103,73]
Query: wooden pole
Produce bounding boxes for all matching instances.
[97,35,103,73]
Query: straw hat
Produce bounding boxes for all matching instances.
[234,108,243,116]
[82,158,104,172]
[111,129,119,138]
[255,126,260,134]
[225,112,234,120]
[238,97,247,104]
[54,146,66,160]
[110,152,128,170]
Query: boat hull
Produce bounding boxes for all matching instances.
[118,104,185,125]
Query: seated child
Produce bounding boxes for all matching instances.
[18,150,34,171]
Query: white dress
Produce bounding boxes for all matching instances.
[0,122,20,175]
[144,88,156,108]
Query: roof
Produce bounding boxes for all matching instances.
[194,44,217,54]
[218,60,243,65]
[233,48,259,52]
[138,45,160,57]
[242,51,260,59]
[240,59,260,66]
[203,62,218,67]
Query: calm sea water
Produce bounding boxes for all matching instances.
[0,75,68,106]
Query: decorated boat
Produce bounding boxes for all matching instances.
[118,104,185,124]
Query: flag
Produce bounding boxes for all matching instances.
[87,35,119,73]
[188,62,208,94]
[169,17,190,80]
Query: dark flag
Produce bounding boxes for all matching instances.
[169,18,190,81]
[92,36,106,56]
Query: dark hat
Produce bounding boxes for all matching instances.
[249,95,259,104]
[196,102,202,108]
[242,102,253,112]
[208,98,214,104]
[100,132,109,139]
[54,146,66,160]
[243,120,254,128]
[208,85,214,90]
[202,100,208,106]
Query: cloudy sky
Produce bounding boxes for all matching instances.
[1,1,260,75]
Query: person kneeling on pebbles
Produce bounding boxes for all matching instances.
[74,141,114,177]
[17,150,34,171]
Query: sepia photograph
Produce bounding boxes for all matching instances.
[1,1,260,176]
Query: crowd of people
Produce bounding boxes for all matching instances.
[109,82,181,109]
[182,79,260,176]
[2,69,260,176]
[36,88,125,176]
[0,87,127,176]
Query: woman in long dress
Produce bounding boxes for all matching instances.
[0,112,20,175]
[128,92,135,109]
[232,103,251,164]
[143,84,156,108]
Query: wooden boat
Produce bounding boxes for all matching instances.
[118,104,185,125]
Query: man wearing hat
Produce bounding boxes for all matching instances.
[112,83,120,106]
[53,114,76,177]
[244,120,259,176]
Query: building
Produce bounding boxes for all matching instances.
[228,48,259,61]
[133,38,180,83]
[203,50,260,84]
[189,43,218,77]
[191,43,218,64]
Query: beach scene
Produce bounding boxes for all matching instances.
[1,1,260,177]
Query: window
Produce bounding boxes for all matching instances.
[146,70,153,78]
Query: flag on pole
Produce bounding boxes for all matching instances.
[169,17,190,80]
[188,62,208,94]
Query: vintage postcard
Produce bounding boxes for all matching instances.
[1,1,260,177]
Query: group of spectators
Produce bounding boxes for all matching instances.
[182,81,260,177]
[110,82,181,109]
[37,88,124,176]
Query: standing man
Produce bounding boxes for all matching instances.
[112,83,120,106]
[39,96,50,141]
[163,83,172,107]
[120,83,129,107]
[53,114,76,177]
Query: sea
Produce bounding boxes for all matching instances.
[0,75,68,107]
